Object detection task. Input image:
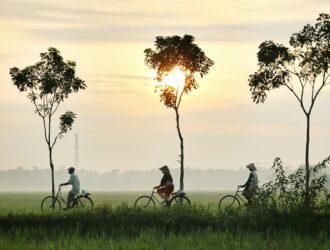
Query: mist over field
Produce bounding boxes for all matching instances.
[0,166,279,191]
[2,165,327,191]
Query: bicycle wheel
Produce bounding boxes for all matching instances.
[134,196,156,208]
[41,196,61,213]
[169,195,191,207]
[218,195,240,211]
[73,196,94,210]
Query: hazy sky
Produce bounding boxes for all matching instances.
[0,0,329,173]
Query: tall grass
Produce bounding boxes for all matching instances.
[1,228,329,250]
[1,204,329,236]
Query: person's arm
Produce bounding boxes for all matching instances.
[154,175,165,189]
[60,175,73,186]
[240,173,253,188]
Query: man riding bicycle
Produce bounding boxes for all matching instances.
[59,167,80,210]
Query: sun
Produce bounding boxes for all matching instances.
[152,67,186,94]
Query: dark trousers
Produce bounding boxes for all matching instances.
[67,191,76,206]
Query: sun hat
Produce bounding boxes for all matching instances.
[159,165,170,173]
[246,163,256,171]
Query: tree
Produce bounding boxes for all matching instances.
[10,47,86,199]
[144,35,214,190]
[248,13,330,206]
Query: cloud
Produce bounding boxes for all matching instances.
[22,21,306,43]
[1,0,321,43]
[89,74,149,81]
[0,0,152,23]
[84,73,150,95]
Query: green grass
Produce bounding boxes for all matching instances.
[1,229,329,250]
[0,191,228,214]
[1,192,329,249]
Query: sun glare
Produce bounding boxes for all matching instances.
[152,67,186,94]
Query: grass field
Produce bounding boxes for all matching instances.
[0,191,228,213]
[1,229,329,250]
[0,191,329,249]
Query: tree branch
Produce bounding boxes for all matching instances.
[311,78,316,106]
[176,88,184,109]
[324,73,330,84]
[284,83,307,115]
[48,108,52,149]
[51,132,62,149]
[310,70,328,112]
[175,85,179,107]
[32,99,44,119]
[51,102,60,116]
[42,117,50,144]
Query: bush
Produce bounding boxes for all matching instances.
[257,156,330,212]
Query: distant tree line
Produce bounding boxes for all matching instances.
[0,166,281,191]
[2,165,329,192]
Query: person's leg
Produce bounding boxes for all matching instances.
[157,187,166,200]
[67,191,75,207]
[243,188,252,205]
[163,185,174,206]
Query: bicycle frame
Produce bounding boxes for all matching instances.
[149,190,165,205]
[233,187,247,205]
[55,187,68,206]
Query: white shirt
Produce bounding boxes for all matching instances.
[250,171,259,189]
[68,173,80,194]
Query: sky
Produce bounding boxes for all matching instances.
[0,0,329,173]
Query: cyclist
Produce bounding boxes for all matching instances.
[239,163,259,204]
[153,165,174,205]
[59,167,80,210]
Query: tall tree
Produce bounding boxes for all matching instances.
[145,35,214,190]
[248,13,330,206]
[10,47,86,198]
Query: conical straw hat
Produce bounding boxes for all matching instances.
[246,163,256,171]
[159,165,170,173]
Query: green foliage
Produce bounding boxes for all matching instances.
[1,229,329,250]
[144,34,214,109]
[0,205,330,237]
[59,111,77,135]
[145,35,214,81]
[249,13,330,104]
[259,156,330,211]
[10,48,86,100]
[9,47,86,143]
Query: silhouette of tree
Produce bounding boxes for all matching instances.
[145,35,214,190]
[10,47,86,198]
[248,13,330,206]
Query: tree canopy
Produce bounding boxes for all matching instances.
[10,47,86,106]
[145,35,214,109]
[249,13,330,107]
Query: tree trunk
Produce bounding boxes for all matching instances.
[304,114,311,207]
[175,108,184,191]
[49,147,55,198]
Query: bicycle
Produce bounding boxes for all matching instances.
[134,189,191,208]
[41,186,93,213]
[218,186,258,211]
